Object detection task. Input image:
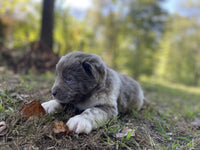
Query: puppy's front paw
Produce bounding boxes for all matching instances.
[67,115,93,134]
[41,100,63,114]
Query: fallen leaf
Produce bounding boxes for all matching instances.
[116,127,135,138]
[192,118,200,128]
[0,121,8,136]
[53,121,71,135]
[18,100,46,119]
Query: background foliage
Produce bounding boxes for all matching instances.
[0,0,200,86]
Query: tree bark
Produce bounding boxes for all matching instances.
[40,0,55,50]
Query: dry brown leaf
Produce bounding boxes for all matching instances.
[0,121,8,136]
[53,121,72,135]
[18,100,46,119]
[192,118,200,128]
[116,127,135,138]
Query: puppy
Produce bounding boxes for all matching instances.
[42,52,144,134]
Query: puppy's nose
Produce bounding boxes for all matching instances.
[52,90,57,97]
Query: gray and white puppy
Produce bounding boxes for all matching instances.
[42,51,144,134]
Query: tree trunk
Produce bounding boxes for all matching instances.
[40,0,55,50]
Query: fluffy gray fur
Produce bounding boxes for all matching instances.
[42,51,144,134]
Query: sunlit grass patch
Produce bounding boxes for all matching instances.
[140,77,200,94]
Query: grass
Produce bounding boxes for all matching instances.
[0,69,200,149]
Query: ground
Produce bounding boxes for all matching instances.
[0,67,200,150]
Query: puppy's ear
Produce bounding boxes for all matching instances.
[82,62,95,79]
[82,61,105,82]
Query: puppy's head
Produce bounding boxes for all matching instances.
[52,52,106,104]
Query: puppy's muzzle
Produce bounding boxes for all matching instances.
[52,87,61,98]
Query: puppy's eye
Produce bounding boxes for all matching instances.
[65,77,72,82]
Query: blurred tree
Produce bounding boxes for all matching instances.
[124,0,167,79]
[92,0,121,69]
[155,0,200,86]
[0,19,7,46]
[0,0,41,49]
[86,0,118,65]
[19,0,59,73]
[156,16,200,86]
[40,0,55,50]
[87,0,167,78]
[0,0,59,73]
[54,6,95,56]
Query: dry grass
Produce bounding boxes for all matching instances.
[0,69,200,150]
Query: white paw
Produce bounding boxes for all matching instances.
[67,115,93,134]
[41,100,63,114]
